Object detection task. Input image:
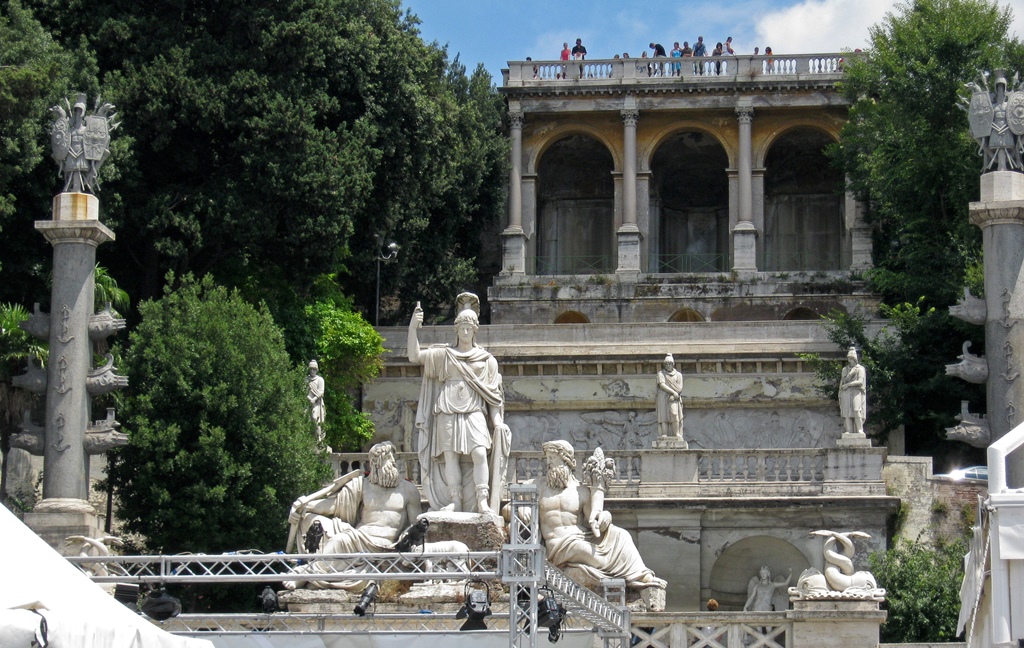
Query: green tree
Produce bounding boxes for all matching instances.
[32,0,507,324]
[0,0,100,306]
[829,0,1024,461]
[107,274,329,553]
[870,536,968,642]
[0,302,46,509]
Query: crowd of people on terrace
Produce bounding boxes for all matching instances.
[532,37,780,79]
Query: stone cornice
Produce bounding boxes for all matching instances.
[969,201,1024,228]
[35,220,115,246]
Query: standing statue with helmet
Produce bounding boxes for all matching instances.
[408,293,511,514]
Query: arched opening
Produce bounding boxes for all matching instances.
[783,307,819,321]
[536,135,614,274]
[708,536,810,610]
[668,308,705,322]
[554,310,590,324]
[649,131,729,273]
[764,128,843,271]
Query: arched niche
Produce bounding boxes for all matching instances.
[708,536,810,610]
[763,127,843,272]
[649,131,729,273]
[669,308,705,322]
[554,310,590,324]
[536,135,614,274]
[783,307,819,321]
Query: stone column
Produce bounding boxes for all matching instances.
[732,105,757,272]
[26,193,115,546]
[617,105,641,276]
[970,172,1024,485]
[501,110,527,276]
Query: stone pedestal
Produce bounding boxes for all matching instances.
[500,227,527,275]
[616,225,642,276]
[639,450,698,496]
[786,599,886,648]
[732,221,757,271]
[652,435,689,450]
[837,433,871,448]
[420,510,505,551]
[23,498,102,555]
[981,170,1024,201]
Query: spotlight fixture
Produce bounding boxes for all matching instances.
[140,585,181,620]
[395,517,429,553]
[537,587,566,643]
[353,582,379,617]
[456,580,492,631]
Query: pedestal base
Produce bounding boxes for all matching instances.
[500,228,527,275]
[24,498,102,554]
[981,171,1024,202]
[420,510,506,551]
[837,433,872,448]
[616,225,641,275]
[652,435,689,449]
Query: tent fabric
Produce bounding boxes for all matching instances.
[0,503,212,648]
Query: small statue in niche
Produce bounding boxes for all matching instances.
[655,353,684,440]
[306,360,326,443]
[744,565,792,611]
[839,347,867,436]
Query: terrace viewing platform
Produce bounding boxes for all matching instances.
[502,52,853,91]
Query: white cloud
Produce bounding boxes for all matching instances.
[755,0,896,53]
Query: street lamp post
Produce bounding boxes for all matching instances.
[375,239,398,326]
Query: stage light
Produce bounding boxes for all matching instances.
[353,582,379,616]
[537,587,566,643]
[140,585,181,620]
[456,580,492,631]
[395,518,429,553]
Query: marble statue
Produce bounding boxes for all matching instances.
[655,354,684,439]
[945,341,989,384]
[285,441,423,590]
[744,565,792,611]
[946,400,991,448]
[961,69,1024,173]
[532,441,666,607]
[790,530,885,601]
[839,347,867,436]
[49,93,120,194]
[408,293,511,514]
[306,360,326,443]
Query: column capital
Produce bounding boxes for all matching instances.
[620,109,639,126]
[509,111,525,129]
[735,106,755,123]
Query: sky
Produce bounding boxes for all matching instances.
[403,0,1024,82]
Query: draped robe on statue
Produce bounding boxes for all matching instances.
[416,345,511,512]
[546,516,662,588]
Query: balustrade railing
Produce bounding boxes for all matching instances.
[697,449,826,483]
[530,254,612,275]
[630,614,790,648]
[650,253,728,273]
[505,53,853,87]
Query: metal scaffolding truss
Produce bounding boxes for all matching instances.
[68,551,500,584]
[69,485,631,648]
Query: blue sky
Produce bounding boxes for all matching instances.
[403,0,1024,83]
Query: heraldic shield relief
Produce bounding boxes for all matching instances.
[49,93,120,194]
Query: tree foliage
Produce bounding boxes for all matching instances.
[107,274,329,553]
[870,536,968,642]
[826,0,1023,462]
[29,0,507,324]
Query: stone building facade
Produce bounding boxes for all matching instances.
[362,53,900,613]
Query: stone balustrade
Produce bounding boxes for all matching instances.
[504,52,854,87]
[331,445,886,499]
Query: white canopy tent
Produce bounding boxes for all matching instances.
[0,503,212,648]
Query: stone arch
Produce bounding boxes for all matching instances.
[554,310,590,324]
[669,308,705,322]
[535,134,616,274]
[708,536,810,610]
[783,307,819,321]
[640,123,733,171]
[528,124,621,174]
[755,121,841,168]
[648,130,730,273]
[762,126,844,272]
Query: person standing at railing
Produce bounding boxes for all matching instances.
[649,42,666,76]
[558,42,570,79]
[764,46,775,73]
[670,42,683,76]
[572,38,587,78]
[693,36,707,75]
[712,42,724,75]
[725,36,734,55]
